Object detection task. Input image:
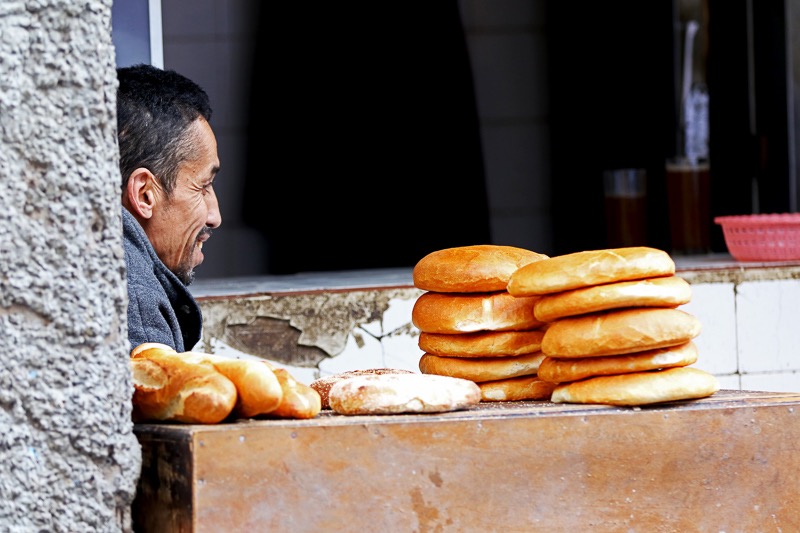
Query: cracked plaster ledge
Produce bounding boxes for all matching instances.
[191,268,420,383]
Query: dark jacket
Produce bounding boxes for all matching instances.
[122,209,202,353]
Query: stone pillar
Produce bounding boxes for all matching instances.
[0,1,140,531]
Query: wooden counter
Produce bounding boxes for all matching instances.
[132,390,800,532]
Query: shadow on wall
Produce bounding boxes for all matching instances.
[242,2,491,275]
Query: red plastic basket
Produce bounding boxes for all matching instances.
[714,213,800,261]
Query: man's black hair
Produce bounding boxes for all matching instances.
[116,64,212,194]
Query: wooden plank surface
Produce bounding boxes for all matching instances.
[134,390,800,532]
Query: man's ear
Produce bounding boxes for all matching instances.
[122,168,160,219]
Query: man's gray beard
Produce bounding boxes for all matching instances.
[174,264,195,286]
[180,270,195,286]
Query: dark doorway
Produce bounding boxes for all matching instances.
[243,3,490,274]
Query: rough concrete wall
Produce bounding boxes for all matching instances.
[0,2,140,532]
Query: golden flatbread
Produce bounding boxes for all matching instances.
[550,367,720,406]
[537,341,698,383]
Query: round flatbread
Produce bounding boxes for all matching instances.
[412,291,545,334]
[541,307,701,358]
[418,330,545,358]
[550,366,720,406]
[419,351,546,383]
[507,246,675,297]
[478,375,558,402]
[310,368,415,409]
[533,276,692,322]
[537,341,698,383]
[413,244,549,293]
[328,373,481,415]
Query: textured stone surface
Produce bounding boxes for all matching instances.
[0,1,140,532]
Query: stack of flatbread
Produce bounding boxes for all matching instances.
[412,245,558,401]
[507,246,720,406]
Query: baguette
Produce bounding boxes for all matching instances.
[268,367,322,419]
[182,351,283,418]
[130,344,237,424]
[131,343,317,421]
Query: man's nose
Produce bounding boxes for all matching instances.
[207,189,222,228]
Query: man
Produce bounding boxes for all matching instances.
[117,64,222,352]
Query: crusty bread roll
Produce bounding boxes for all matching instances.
[507,246,675,296]
[131,341,175,358]
[412,291,545,334]
[537,341,698,383]
[131,342,317,420]
[541,308,701,358]
[419,352,546,383]
[130,345,237,424]
[268,367,322,419]
[550,366,720,406]
[533,276,692,322]
[310,368,415,409]
[478,375,558,402]
[182,351,283,418]
[418,330,545,357]
[413,244,549,293]
[328,373,481,415]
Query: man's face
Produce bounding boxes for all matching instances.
[146,118,221,284]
